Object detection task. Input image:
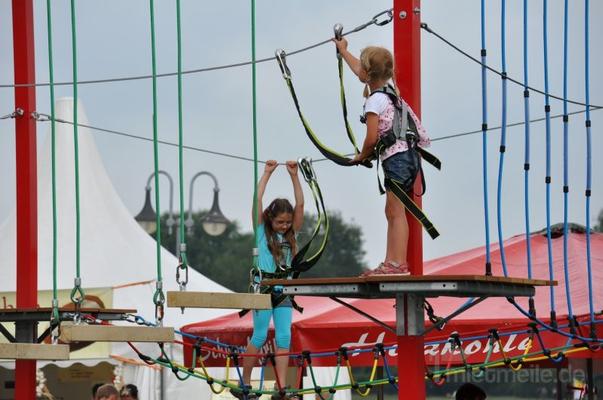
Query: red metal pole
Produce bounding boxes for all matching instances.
[394,0,425,399]
[12,0,38,398]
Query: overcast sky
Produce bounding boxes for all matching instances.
[1,0,601,270]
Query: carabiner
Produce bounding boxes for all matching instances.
[372,9,393,26]
[333,23,344,60]
[275,49,291,79]
[298,157,316,183]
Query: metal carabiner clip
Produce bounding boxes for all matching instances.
[333,23,344,60]
[372,8,393,26]
[298,157,316,183]
[275,49,291,79]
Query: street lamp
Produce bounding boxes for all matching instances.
[135,170,229,240]
[185,171,229,237]
[134,170,175,235]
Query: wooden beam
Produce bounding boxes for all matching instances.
[0,343,69,360]
[166,291,271,310]
[60,325,174,343]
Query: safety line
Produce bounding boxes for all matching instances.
[480,0,491,274]
[175,0,189,291]
[148,0,165,325]
[583,0,595,333]
[29,106,601,167]
[69,0,86,315]
[45,0,60,337]
[522,0,533,281]
[561,0,575,326]
[420,23,602,109]
[542,0,557,325]
[496,0,509,277]
[0,8,392,89]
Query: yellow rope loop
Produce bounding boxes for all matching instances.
[195,347,230,394]
[509,337,533,371]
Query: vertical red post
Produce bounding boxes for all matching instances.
[12,0,38,398]
[394,0,425,399]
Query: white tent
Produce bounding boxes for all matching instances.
[0,98,232,399]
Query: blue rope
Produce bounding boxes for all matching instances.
[480,0,491,274]
[522,0,533,280]
[496,0,509,277]
[561,0,575,323]
[583,0,595,328]
[542,0,557,320]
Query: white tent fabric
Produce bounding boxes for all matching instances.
[0,98,232,399]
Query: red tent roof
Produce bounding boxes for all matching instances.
[182,227,602,366]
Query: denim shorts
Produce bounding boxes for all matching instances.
[382,149,420,192]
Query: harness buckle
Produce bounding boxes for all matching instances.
[298,157,316,183]
[275,49,291,79]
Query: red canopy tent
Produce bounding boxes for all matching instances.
[182,226,602,367]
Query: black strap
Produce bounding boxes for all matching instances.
[291,158,329,273]
[385,177,440,240]
[276,50,372,169]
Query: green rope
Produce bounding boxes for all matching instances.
[45,0,60,333]
[251,0,260,269]
[69,0,85,312]
[175,0,189,289]
[149,0,164,322]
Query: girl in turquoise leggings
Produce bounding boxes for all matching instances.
[238,159,304,399]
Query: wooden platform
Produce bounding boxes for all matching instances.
[166,291,271,310]
[0,343,70,360]
[262,275,555,299]
[59,325,174,343]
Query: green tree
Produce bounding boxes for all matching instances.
[157,210,366,292]
[595,209,603,232]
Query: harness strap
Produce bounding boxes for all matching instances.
[385,177,440,239]
[276,49,372,169]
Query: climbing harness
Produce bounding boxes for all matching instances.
[275,49,372,169]
[364,85,441,240]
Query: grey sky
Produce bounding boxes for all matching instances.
[1,0,601,270]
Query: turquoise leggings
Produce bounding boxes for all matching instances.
[250,305,292,350]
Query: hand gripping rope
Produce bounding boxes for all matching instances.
[275,49,373,169]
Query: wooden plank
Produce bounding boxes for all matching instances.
[166,291,272,310]
[263,275,555,287]
[60,325,174,343]
[0,343,69,360]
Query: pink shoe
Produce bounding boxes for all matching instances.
[360,261,409,276]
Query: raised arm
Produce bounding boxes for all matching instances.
[286,161,304,232]
[253,160,278,226]
[334,37,362,77]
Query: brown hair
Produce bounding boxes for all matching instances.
[95,384,119,400]
[359,46,394,84]
[263,198,297,266]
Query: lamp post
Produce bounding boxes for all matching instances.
[134,170,175,235]
[135,170,229,255]
[185,171,229,237]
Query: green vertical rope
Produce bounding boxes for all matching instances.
[45,0,60,330]
[69,0,85,313]
[149,0,165,322]
[175,0,189,289]
[251,0,260,268]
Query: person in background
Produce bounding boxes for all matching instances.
[120,383,139,399]
[94,383,120,400]
[92,382,105,399]
[455,382,487,400]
